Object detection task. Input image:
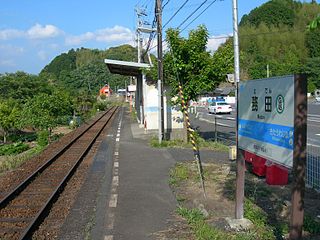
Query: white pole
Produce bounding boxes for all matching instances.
[158,79,162,143]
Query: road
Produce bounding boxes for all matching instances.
[194,100,320,146]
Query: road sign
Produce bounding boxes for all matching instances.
[238,75,296,168]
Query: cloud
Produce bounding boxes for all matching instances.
[0,24,62,40]
[27,24,62,39]
[65,32,95,45]
[96,25,132,42]
[0,29,24,40]
[207,34,231,52]
[65,25,133,46]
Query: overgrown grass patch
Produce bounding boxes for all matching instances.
[0,142,30,156]
[150,136,229,152]
[176,207,260,240]
[0,145,44,174]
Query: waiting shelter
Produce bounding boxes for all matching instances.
[104,59,183,138]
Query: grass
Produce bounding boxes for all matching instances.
[0,142,30,156]
[304,214,320,235]
[244,199,276,240]
[131,108,137,121]
[0,145,44,174]
[150,136,229,152]
[170,162,281,240]
[169,162,190,186]
[176,206,261,240]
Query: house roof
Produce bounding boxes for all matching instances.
[104,59,150,76]
[214,87,235,96]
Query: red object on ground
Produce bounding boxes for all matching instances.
[244,151,255,163]
[266,164,288,185]
[252,156,267,177]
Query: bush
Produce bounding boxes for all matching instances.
[37,130,49,147]
[94,101,110,111]
[0,142,30,156]
[8,132,37,142]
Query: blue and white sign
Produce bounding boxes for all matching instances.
[238,75,295,168]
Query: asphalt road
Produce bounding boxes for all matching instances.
[194,100,320,146]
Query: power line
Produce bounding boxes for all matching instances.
[177,0,208,29]
[163,0,190,29]
[163,0,171,10]
[180,0,218,33]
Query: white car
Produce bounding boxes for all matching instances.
[208,101,232,114]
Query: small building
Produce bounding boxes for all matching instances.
[99,84,112,97]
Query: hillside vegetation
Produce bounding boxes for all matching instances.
[40,44,137,94]
[238,0,320,92]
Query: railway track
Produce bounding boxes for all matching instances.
[0,106,118,240]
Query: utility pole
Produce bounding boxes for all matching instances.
[156,0,164,143]
[232,0,245,220]
[136,7,146,63]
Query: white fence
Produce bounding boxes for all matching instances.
[306,144,320,191]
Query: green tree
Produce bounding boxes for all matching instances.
[0,72,51,103]
[302,57,320,91]
[211,39,235,83]
[19,91,72,140]
[0,99,20,143]
[163,25,219,102]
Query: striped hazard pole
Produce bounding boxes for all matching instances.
[178,84,206,198]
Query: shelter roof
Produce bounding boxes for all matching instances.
[104,59,150,76]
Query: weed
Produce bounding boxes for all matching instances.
[304,214,320,234]
[150,136,229,152]
[169,163,189,186]
[177,206,257,240]
[131,108,137,120]
[176,195,187,203]
[0,145,44,174]
[244,199,276,239]
[0,142,30,156]
[37,130,49,147]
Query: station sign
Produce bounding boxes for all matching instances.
[238,75,295,168]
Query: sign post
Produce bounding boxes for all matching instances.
[238,75,307,239]
[290,75,307,239]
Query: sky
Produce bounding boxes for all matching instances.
[0,0,316,74]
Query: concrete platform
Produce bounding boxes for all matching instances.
[58,107,229,240]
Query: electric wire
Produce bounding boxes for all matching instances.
[176,0,208,29]
[163,0,190,29]
[163,0,171,10]
[180,0,218,33]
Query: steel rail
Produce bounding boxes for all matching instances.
[19,106,118,240]
[0,107,113,209]
[0,106,118,240]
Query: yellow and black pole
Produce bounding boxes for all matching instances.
[178,84,206,198]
